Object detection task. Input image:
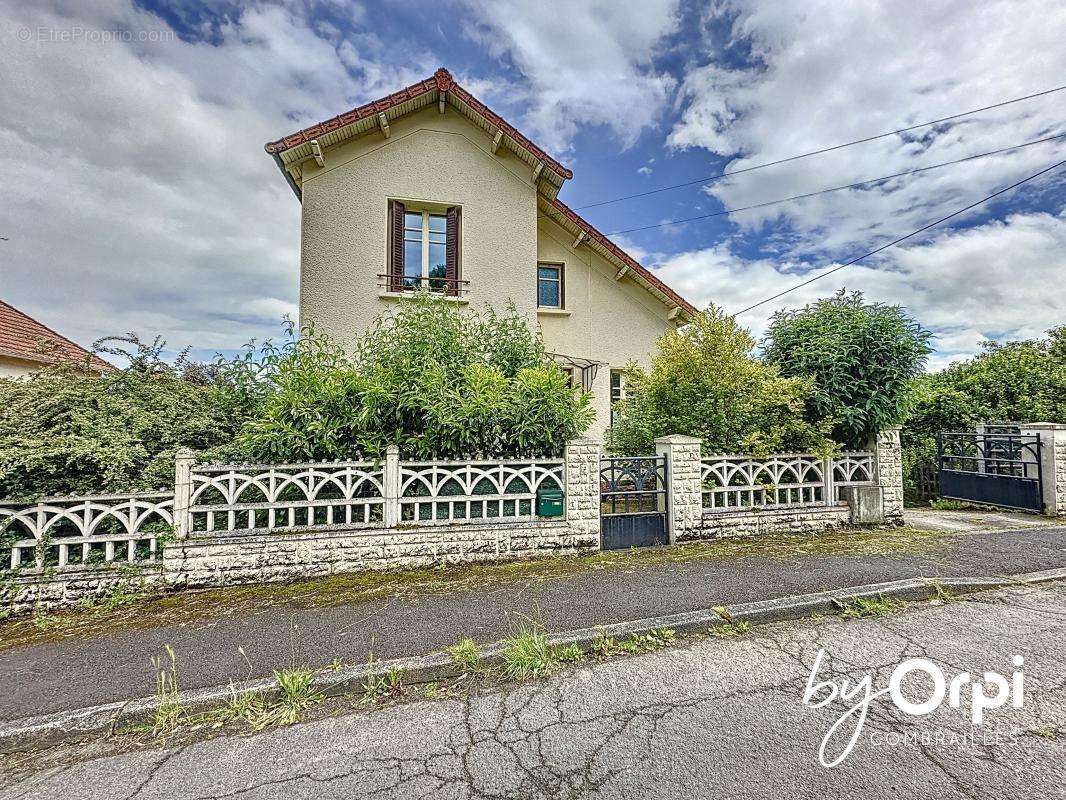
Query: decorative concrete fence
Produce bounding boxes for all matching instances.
[1,432,907,613]
[0,445,594,613]
[654,430,902,542]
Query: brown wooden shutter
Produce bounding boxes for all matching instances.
[388,200,405,292]
[445,206,461,296]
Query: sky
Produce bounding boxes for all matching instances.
[1,0,1064,371]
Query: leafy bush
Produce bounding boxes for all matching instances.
[0,297,592,498]
[762,291,932,449]
[608,305,832,455]
[0,337,251,500]
[237,295,593,461]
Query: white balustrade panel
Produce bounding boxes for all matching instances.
[0,492,174,571]
[701,454,827,509]
[832,451,875,487]
[190,462,385,533]
[399,459,564,525]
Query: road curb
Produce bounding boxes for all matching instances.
[3,566,1064,755]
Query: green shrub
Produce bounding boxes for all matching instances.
[608,305,832,455]
[0,336,251,500]
[762,291,932,449]
[238,295,593,461]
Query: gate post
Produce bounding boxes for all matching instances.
[655,435,703,544]
[870,428,904,523]
[564,438,602,551]
[1017,423,1066,516]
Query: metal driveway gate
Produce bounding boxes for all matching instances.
[600,455,668,550]
[937,431,1044,513]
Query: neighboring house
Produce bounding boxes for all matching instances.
[265,68,696,439]
[0,299,111,378]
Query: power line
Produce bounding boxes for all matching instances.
[732,159,1066,316]
[575,84,1066,211]
[603,131,1065,235]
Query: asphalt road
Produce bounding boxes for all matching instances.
[3,523,1066,721]
[4,581,1064,798]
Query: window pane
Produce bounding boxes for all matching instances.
[403,240,422,287]
[538,265,559,281]
[404,212,422,232]
[428,243,447,290]
[538,278,560,307]
[428,214,447,233]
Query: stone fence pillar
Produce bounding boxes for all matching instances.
[564,437,602,550]
[871,427,904,523]
[173,448,194,539]
[383,445,401,527]
[655,435,703,544]
[1017,423,1066,516]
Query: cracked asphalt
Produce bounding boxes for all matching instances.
[3,581,1064,798]
[3,522,1066,722]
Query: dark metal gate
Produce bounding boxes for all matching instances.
[600,455,668,550]
[937,431,1044,513]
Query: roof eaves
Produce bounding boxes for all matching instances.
[264,69,573,183]
[543,199,697,317]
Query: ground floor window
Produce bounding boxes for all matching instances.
[610,369,625,425]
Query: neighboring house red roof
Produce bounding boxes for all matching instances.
[0,299,111,372]
[544,199,698,317]
[265,68,573,181]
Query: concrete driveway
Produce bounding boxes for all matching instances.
[905,507,1062,532]
[4,581,1064,798]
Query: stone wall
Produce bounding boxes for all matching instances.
[685,505,852,542]
[2,566,167,617]
[872,427,904,522]
[166,522,578,591]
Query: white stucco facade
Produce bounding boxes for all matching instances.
[286,92,692,440]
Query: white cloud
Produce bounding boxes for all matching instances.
[0,0,428,357]
[460,0,680,154]
[668,0,1066,257]
[637,166,653,175]
[653,210,1066,367]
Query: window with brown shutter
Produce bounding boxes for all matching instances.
[445,206,460,296]
[388,199,405,292]
[385,201,462,295]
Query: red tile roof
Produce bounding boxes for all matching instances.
[265,68,573,181]
[0,299,112,372]
[546,198,697,316]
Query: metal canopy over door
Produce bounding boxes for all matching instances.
[937,431,1044,513]
[600,455,668,550]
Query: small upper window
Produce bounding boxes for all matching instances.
[537,263,563,308]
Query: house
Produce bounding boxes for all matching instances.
[265,68,696,439]
[0,299,111,378]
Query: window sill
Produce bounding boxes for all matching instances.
[378,290,469,304]
[536,308,572,317]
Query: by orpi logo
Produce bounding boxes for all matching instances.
[802,648,1024,767]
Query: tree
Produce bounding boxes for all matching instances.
[762,290,932,449]
[608,305,832,455]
